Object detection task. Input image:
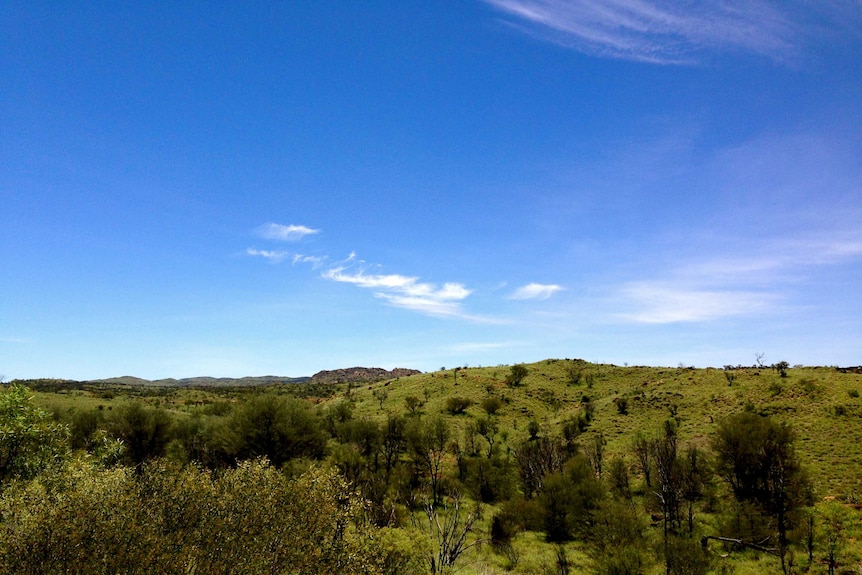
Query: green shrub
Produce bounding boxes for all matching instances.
[480,396,503,415]
[0,384,69,483]
[0,459,417,575]
[445,396,473,415]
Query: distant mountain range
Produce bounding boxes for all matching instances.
[72,367,422,388]
[86,375,311,387]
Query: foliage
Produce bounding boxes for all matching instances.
[712,412,813,572]
[0,459,418,575]
[107,402,173,466]
[0,384,69,484]
[445,396,473,415]
[406,416,450,506]
[506,364,528,387]
[19,361,862,574]
[587,498,650,575]
[539,454,604,542]
[225,394,328,467]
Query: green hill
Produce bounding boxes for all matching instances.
[336,359,862,496]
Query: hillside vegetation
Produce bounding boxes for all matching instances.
[3,360,861,574]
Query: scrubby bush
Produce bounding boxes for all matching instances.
[0,459,419,575]
[480,396,503,415]
[445,396,473,415]
[0,384,69,483]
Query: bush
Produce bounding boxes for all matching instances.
[445,396,473,415]
[0,384,69,483]
[480,396,503,415]
[0,459,419,575]
[616,397,629,415]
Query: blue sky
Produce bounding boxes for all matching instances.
[2,1,861,379]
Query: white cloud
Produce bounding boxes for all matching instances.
[246,248,291,263]
[484,0,812,64]
[510,282,565,300]
[322,266,472,317]
[617,282,775,324]
[614,231,862,324]
[256,223,320,241]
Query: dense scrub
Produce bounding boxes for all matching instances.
[4,361,862,574]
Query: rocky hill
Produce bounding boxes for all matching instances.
[310,367,421,385]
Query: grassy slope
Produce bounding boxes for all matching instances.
[340,360,862,574]
[342,360,862,496]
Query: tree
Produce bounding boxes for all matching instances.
[514,435,567,499]
[226,395,327,467]
[506,364,528,387]
[415,493,482,574]
[818,501,852,575]
[480,396,503,416]
[407,416,450,505]
[539,454,604,542]
[588,499,650,575]
[633,432,653,488]
[712,412,813,573]
[108,402,174,467]
[404,396,423,415]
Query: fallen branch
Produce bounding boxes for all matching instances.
[701,535,779,556]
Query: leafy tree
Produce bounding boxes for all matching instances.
[712,412,813,573]
[380,413,406,478]
[0,384,69,483]
[406,416,450,505]
[539,454,604,542]
[633,432,653,488]
[107,402,174,467]
[584,432,606,478]
[474,416,498,458]
[227,395,327,467]
[818,501,852,575]
[0,459,418,574]
[606,456,632,502]
[404,395,423,415]
[588,499,650,575]
[505,364,528,387]
[461,454,515,503]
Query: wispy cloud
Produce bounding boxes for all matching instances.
[510,282,565,300]
[617,282,776,323]
[484,0,809,64]
[292,254,325,267]
[0,336,32,344]
[323,264,472,318]
[616,231,862,324]
[246,248,291,263]
[256,223,320,241]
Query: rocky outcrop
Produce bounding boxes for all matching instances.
[310,367,421,385]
